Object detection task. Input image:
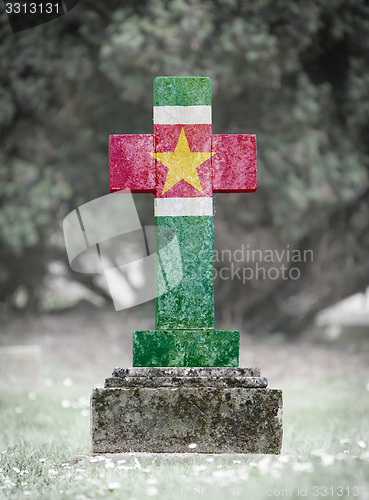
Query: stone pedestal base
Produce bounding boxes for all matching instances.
[91,368,283,454]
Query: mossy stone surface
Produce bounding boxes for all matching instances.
[155,216,214,330]
[133,329,239,367]
[91,386,283,454]
[106,367,266,388]
[153,76,212,107]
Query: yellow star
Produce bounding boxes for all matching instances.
[150,128,216,194]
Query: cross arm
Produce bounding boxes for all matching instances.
[212,134,257,193]
[109,134,156,193]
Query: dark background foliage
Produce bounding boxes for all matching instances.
[1,0,368,335]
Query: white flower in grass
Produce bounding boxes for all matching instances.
[292,462,314,472]
[336,453,350,460]
[311,449,325,457]
[108,482,121,491]
[24,491,31,496]
[15,407,22,414]
[206,457,214,463]
[193,464,207,472]
[212,469,230,479]
[78,396,89,407]
[61,400,70,409]
[48,469,58,477]
[358,440,367,449]
[63,378,73,387]
[238,467,249,481]
[146,486,159,496]
[13,467,20,473]
[188,443,197,449]
[321,454,335,467]
[256,455,272,474]
[81,410,89,417]
[89,458,99,463]
[271,468,281,479]
[116,459,126,464]
[104,462,114,469]
[39,459,46,463]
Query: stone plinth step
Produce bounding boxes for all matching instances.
[105,367,267,388]
[91,367,283,454]
[112,367,261,377]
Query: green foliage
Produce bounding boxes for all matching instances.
[0,160,71,253]
[0,0,368,321]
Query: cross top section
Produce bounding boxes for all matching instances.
[110,76,256,214]
[109,77,257,367]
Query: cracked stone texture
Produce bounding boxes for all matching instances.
[106,367,266,389]
[133,329,239,367]
[91,386,283,454]
[112,367,261,377]
[105,376,268,388]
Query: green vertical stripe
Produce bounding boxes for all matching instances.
[153,77,212,107]
[155,215,215,330]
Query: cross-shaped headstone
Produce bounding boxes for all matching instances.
[109,76,256,367]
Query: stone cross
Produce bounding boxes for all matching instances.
[109,76,257,367]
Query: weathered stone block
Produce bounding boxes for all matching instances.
[91,368,283,454]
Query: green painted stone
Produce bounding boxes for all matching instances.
[156,216,214,330]
[133,330,239,367]
[153,76,212,107]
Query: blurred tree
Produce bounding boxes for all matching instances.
[0,0,368,334]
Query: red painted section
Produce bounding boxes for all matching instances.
[212,134,257,193]
[109,129,257,196]
[109,134,156,193]
[154,124,213,198]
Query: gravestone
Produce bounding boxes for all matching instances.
[91,76,283,453]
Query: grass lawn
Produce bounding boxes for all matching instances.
[1,376,369,499]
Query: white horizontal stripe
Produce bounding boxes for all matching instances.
[155,197,213,216]
[154,106,212,125]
